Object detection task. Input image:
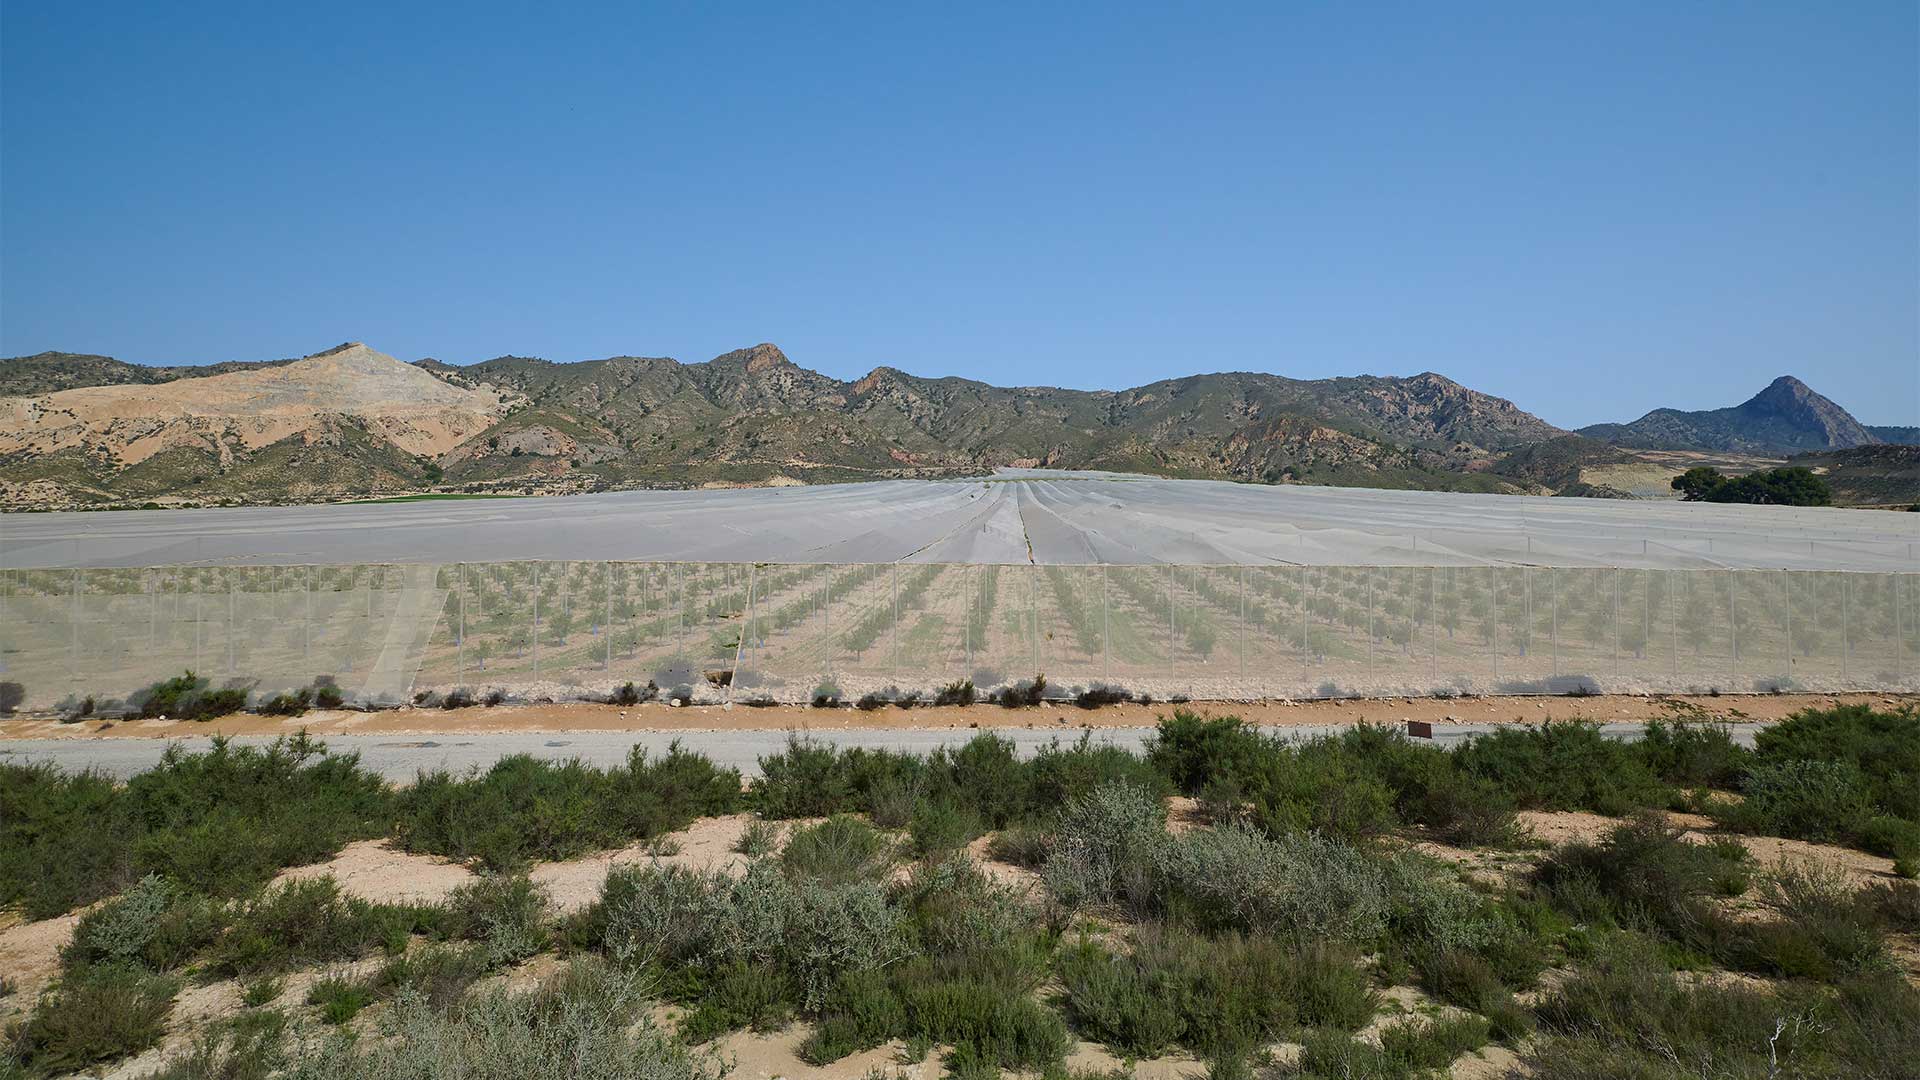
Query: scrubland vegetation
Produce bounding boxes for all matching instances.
[3,704,1917,1079]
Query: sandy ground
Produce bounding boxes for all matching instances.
[4,691,1908,742]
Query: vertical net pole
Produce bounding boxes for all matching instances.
[1166,564,1175,680]
[304,567,313,663]
[1670,570,1678,688]
[1030,564,1039,675]
[1784,572,1793,682]
[1430,567,1438,688]
[1300,566,1309,667]
[1841,574,1850,685]
[729,564,754,708]
[458,564,467,676]
[1612,568,1620,680]
[69,568,79,686]
[890,562,899,677]
[227,575,236,677]
[1729,571,1738,673]
[1240,566,1248,684]
[1550,567,1558,680]
[1102,564,1111,684]
[1367,570,1375,686]
[604,563,613,672]
[533,563,541,681]
[966,565,975,680]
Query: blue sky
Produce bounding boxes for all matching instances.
[2,2,1914,428]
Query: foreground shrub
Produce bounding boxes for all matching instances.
[1532,815,1752,946]
[1163,822,1390,942]
[1058,928,1375,1057]
[1528,944,1920,1079]
[781,816,896,884]
[1631,719,1752,788]
[1452,721,1670,816]
[210,876,440,977]
[1041,781,1167,911]
[442,874,550,968]
[1274,1015,1489,1079]
[395,744,738,870]
[142,1010,289,1080]
[5,964,177,1074]
[1750,704,1919,821]
[63,874,222,974]
[2,735,392,917]
[584,861,905,1016]
[1720,759,1876,845]
[276,960,721,1080]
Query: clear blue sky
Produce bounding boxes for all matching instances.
[3,2,1914,428]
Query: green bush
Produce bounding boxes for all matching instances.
[910,797,983,855]
[395,744,738,870]
[1163,823,1389,942]
[443,874,550,967]
[677,962,796,1044]
[1632,720,1752,788]
[6,964,177,1073]
[782,815,895,884]
[63,874,222,974]
[255,687,314,717]
[1529,944,1919,1079]
[1720,760,1875,844]
[0,763,131,919]
[1858,814,1920,861]
[1750,704,1920,822]
[210,876,440,977]
[1147,711,1271,795]
[274,959,722,1080]
[307,973,375,1024]
[133,670,250,720]
[1452,721,1670,816]
[1532,815,1752,944]
[142,1010,289,1080]
[1,735,393,918]
[1058,929,1375,1058]
[373,942,492,1011]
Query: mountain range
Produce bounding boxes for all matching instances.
[0,343,1910,509]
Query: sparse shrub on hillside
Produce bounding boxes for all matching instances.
[1528,944,1919,1080]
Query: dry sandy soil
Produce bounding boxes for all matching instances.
[3,691,1908,742]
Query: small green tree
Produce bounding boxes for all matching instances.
[1672,467,1725,500]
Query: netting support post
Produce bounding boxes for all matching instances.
[1102,564,1111,684]
[533,563,541,681]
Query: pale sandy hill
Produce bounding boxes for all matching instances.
[0,342,509,463]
